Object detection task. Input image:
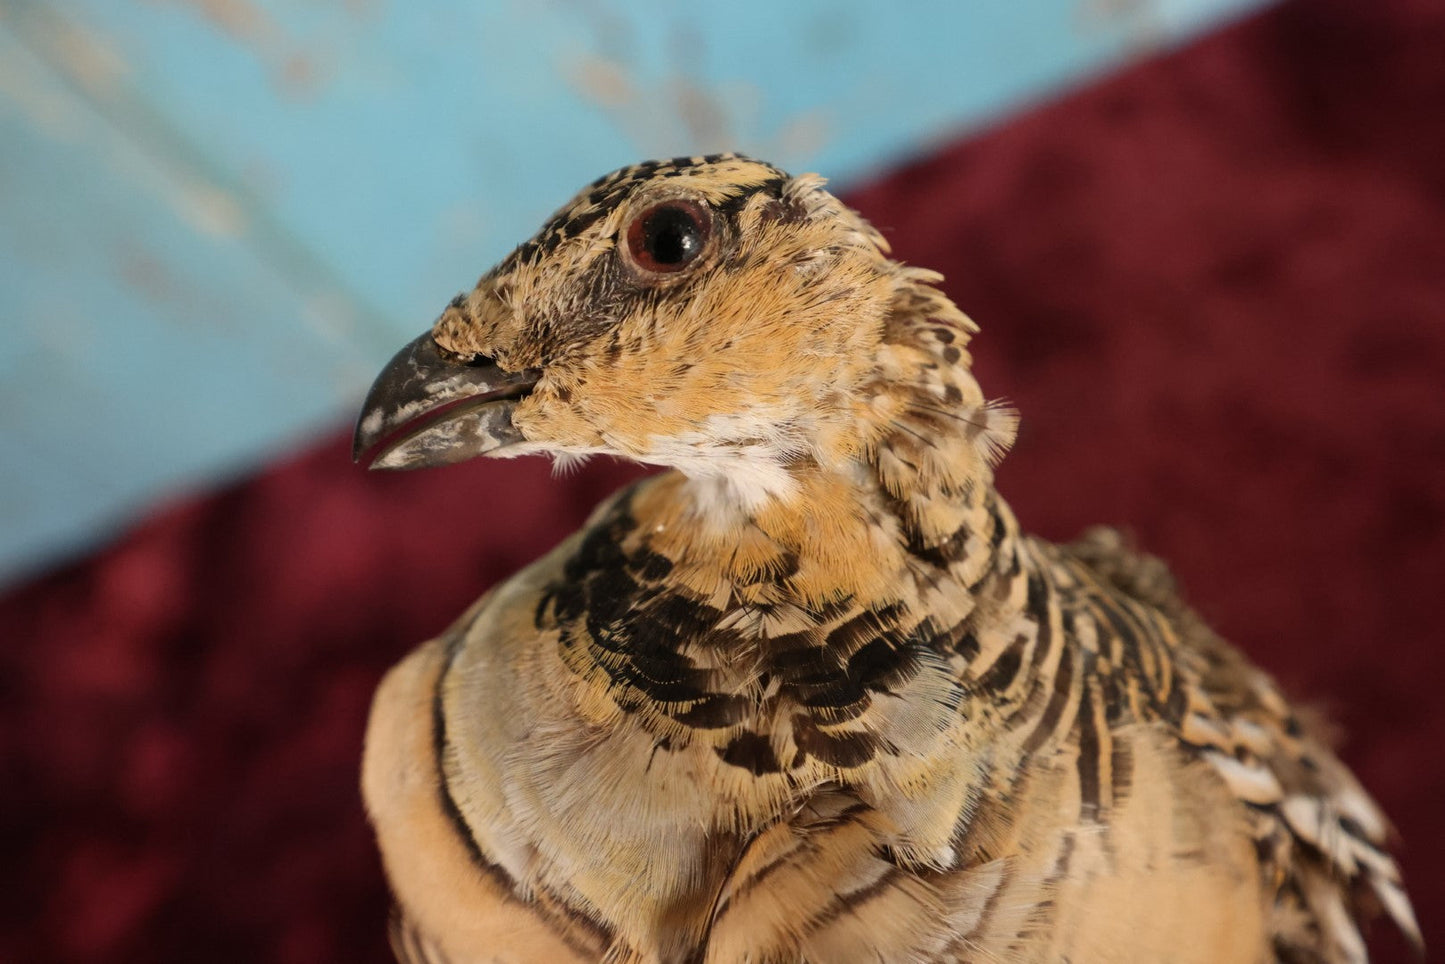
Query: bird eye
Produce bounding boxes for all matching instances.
[625,200,711,274]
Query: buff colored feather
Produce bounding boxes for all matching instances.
[355,155,1419,964]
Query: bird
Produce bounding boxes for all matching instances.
[352,153,1420,964]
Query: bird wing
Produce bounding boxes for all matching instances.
[1064,527,1422,963]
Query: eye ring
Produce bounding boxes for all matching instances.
[624,199,713,274]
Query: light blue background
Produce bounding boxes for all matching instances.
[0,0,1268,584]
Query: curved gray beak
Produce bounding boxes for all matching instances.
[352,332,540,470]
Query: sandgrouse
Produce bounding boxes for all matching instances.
[353,154,1420,964]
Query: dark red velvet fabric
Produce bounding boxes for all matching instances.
[4,1,1442,959]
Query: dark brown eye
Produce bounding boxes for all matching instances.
[625,200,711,273]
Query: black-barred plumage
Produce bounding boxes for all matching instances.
[355,155,1419,963]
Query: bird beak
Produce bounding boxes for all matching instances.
[352,332,541,470]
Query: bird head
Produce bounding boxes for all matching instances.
[354,154,1012,510]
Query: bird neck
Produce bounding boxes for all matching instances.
[553,301,1030,766]
[637,275,1019,603]
[568,441,1028,774]
[637,453,1016,614]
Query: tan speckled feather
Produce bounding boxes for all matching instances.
[356,155,1419,964]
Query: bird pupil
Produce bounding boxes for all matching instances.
[645,208,699,265]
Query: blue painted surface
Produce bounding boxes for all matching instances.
[0,0,1269,585]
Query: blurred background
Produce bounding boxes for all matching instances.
[2,0,1441,961]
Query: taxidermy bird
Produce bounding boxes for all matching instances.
[353,154,1419,964]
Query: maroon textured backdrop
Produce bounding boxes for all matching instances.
[3,1,1442,960]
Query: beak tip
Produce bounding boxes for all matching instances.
[351,371,412,468]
